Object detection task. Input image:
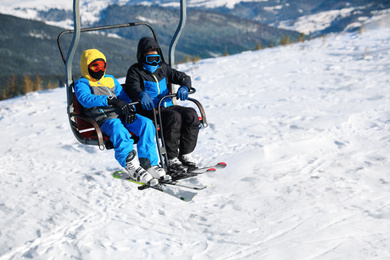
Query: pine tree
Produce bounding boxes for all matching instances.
[8,74,18,97]
[46,81,54,90]
[280,35,291,45]
[192,55,201,63]
[223,48,229,56]
[184,55,191,63]
[298,33,305,42]
[34,75,43,91]
[1,88,9,100]
[255,42,262,50]
[22,75,34,94]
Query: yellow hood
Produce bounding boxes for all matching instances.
[80,49,106,81]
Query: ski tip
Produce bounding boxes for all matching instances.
[180,193,198,202]
[207,168,216,172]
[218,162,227,167]
[113,170,124,178]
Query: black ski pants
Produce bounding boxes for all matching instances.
[141,105,200,159]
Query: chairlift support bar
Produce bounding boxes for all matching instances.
[169,0,187,67]
[64,0,81,145]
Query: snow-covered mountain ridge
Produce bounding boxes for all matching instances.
[1,0,390,35]
[1,24,390,259]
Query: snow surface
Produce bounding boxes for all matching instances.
[278,7,356,35]
[186,0,267,9]
[1,26,390,259]
[278,7,390,35]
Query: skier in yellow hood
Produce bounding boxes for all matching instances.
[74,49,171,186]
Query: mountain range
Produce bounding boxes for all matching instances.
[4,0,390,35]
[0,0,389,98]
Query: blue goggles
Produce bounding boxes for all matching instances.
[144,54,161,65]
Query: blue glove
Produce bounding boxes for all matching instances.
[139,91,154,111]
[176,86,189,101]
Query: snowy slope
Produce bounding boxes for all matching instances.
[0,0,129,26]
[278,7,390,35]
[1,26,390,259]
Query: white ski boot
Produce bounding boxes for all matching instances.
[168,157,187,173]
[179,153,198,170]
[126,150,158,186]
[147,166,172,182]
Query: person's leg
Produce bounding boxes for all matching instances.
[125,114,158,168]
[100,118,134,168]
[102,118,158,186]
[160,108,182,159]
[170,106,200,155]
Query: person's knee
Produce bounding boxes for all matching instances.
[164,111,182,128]
[184,108,200,125]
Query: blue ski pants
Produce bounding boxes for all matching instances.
[100,114,158,168]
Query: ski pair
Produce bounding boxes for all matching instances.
[112,170,198,201]
[170,162,227,181]
[113,162,227,201]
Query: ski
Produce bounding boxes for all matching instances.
[187,162,227,174]
[113,170,197,202]
[112,162,226,199]
[171,162,227,181]
[162,180,211,191]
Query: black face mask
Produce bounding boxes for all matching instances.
[88,68,105,80]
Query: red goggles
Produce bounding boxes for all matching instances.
[89,60,107,72]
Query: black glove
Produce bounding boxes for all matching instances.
[108,97,137,124]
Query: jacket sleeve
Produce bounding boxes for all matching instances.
[125,65,144,101]
[165,64,192,89]
[110,76,132,103]
[74,78,108,108]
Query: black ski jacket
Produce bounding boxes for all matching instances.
[124,37,192,109]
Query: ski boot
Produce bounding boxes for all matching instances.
[147,165,172,182]
[179,153,198,171]
[168,157,190,180]
[126,150,158,186]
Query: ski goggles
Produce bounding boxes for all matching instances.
[144,54,161,65]
[89,60,107,72]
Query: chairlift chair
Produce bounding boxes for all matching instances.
[58,0,208,173]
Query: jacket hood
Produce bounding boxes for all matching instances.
[80,49,106,80]
[136,37,163,64]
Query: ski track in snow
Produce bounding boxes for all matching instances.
[1,28,390,259]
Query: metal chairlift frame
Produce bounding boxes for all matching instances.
[57,0,208,173]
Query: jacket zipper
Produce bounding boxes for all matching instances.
[105,87,113,98]
[151,74,167,107]
[102,87,112,117]
[99,108,108,117]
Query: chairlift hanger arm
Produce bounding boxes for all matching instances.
[57,22,159,65]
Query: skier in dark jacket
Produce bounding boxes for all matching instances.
[125,37,200,173]
[74,49,171,186]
